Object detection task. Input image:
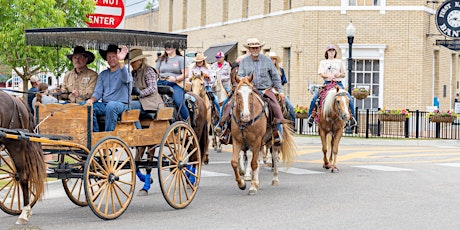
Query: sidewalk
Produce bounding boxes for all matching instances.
[293,134,460,147]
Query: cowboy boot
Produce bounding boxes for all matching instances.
[348,110,358,128]
[274,123,283,146]
[215,121,224,134]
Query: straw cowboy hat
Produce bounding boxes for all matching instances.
[30,76,39,83]
[129,49,152,64]
[267,52,281,62]
[194,53,207,62]
[243,38,265,48]
[66,46,95,64]
[99,44,121,61]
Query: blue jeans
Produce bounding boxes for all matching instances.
[205,86,221,119]
[158,80,189,120]
[130,100,147,129]
[308,81,355,119]
[92,101,129,132]
[285,97,295,124]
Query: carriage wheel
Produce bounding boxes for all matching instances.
[158,121,201,209]
[0,145,38,215]
[83,137,135,220]
[61,151,90,207]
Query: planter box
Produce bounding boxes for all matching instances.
[295,113,308,119]
[352,90,369,100]
[429,115,456,123]
[378,114,406,122]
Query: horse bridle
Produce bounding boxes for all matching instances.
[231,84,265,137]
[334,91,349,122]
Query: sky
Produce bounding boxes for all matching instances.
[125,0,156,16]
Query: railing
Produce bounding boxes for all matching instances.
[296,109,460,140]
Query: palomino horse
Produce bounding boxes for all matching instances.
[190,72,221,152]
[317,84,350,173]
[230,75,296,195]
[0,90,46,224]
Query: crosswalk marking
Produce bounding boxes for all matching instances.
[278,167,323,174]
[351,165,415,171]
[436,163,460,167]
[201,170,230,177]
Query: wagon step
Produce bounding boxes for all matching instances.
[0,127,73,140]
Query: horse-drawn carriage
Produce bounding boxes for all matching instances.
[0,28,208,224]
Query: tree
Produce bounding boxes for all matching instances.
[0,0,95,100]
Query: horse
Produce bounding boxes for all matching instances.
[0,90,46,225]
[134,89,209,195]
[230,75,296,195]
[317,84,350,173]
[190,72,221,153]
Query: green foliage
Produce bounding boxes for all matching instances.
[0,0,95,83]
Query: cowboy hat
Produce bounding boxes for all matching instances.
[30,76,39,83]
[243,38,265,48]
[99,44,121,61]
[129,48,152,64]
[267,51,281,62]
[194,53,207,62]
[66,46,95,64]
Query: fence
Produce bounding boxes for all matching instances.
[296,109,460,140]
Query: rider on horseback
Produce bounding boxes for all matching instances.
[216,38,285,146]
[307,44,357,128]
[188,53,221,118]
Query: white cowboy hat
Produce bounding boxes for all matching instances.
[129,48,152,64]
[243,38,265,48]
[267,51,281,62]
[194,53,207,62]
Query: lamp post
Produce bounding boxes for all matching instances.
[346,21,355,134]
[346,21,355,94]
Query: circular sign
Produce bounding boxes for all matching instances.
[436,0,460,38]
[86,0,125,28]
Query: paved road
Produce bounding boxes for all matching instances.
[1,135,460,229]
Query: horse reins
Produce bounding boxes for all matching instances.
[231,88,264,143]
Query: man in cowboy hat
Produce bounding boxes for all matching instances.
[86,44,132,132]
[217,38,286,146]
[60,46,98,103]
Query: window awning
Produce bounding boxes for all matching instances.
[203,42,238,63]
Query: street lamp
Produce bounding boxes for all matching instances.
[346,21,355,95]
[346,21,356,134]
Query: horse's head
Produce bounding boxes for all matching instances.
[234,74,257,122]
[322,86,350,122]
[190,72,206,98]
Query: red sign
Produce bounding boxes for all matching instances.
[86,0,125,28]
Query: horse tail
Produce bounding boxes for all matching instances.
[200,119,209,165]
[280,123,297,167]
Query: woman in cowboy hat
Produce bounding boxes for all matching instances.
[188,52,221,117]
[307,44,357,128]
[129,48,164,118]
[61,46,98,103]
[155,41,189,121]
[86,44,132,132]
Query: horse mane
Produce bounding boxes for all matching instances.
[322,88,347,119]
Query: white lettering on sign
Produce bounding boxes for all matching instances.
[103,0,119,4]
[88,15,115,26]
[94,6,122,16]
[439,3,451,18]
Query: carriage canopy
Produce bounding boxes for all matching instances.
[25,27,187,50]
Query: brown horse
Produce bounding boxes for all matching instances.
[317,85,350,173]
[190,72,221,153]
[230,75,296,195]
[0,90,46,224]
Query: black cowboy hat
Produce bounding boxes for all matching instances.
[66,46,95,64]
[99,44,122,61]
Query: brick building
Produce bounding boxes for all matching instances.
[125,0,460,112]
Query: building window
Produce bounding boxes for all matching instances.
[284,0,291,10]
[283,47,291,96]
[349,0,380,6]
[223,0,228,22]
[243,0,248,18]
[201,0,206,26]
[352,59,380,110]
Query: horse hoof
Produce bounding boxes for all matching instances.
[248,188,257,195]
[137,189,148,196]
[272,180,279,186]
[331,167,339,173]
[323,163,331,169]
[16,218,28,225]
[238,184,246,190]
